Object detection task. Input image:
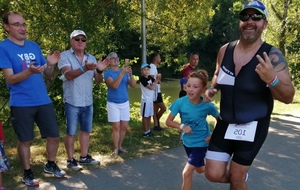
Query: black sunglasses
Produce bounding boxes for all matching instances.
[72,37,87,42]
[239,14,266,22]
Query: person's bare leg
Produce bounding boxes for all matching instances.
[181,163,195,190]
[46,137,59,161]
[17,141,31,170]
[153,103,159,127]
[205,159,229,183]
[112,122,120,150]
[229,161,249,190]
[155,102,166,126]
[64,134,75,160]
[79,131,90,157]
[118,121,128,149]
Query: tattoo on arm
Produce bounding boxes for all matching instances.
[269,47,287,72]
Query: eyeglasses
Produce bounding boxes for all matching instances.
[239,14,266,22]
[9,23,27,28]
[110,57,119,60]
[72,37,87,42]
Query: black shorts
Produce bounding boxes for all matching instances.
[154,92,163,103]
[10,103,60,142]
[207,116,270,165]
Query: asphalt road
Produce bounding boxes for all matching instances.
[17,111,300,190]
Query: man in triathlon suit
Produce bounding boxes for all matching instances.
[204,1,295,190]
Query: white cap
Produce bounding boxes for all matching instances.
[70,30,87,39]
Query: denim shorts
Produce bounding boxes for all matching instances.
[65,103,93,135]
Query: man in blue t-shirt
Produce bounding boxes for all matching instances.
[0,11,65,186]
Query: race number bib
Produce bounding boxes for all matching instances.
[224,121,258,142]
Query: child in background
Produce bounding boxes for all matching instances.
[0,121,10,190]
[139,63,161,137]
[166,70,219,190]
[179,78,188,98]
[179,77,186,99]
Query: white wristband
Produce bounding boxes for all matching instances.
[180,124,184,130]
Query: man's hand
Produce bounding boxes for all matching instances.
[96,58,110,71]
[204,88,217,102]
[46,51,60,66]
[255,52,275,83]
[29,62,44,73]
[84,60,97,71]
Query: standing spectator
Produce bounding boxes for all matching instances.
[179,77,188,98]
[180,52,199,90]
[166,70,219,190]
[149,53,166,131]
[139,63,161,137]
[204,1,295,190]
[0,121,10,190]
[0,11,66,187]
[104,52,136,156]
[58,30,108,170]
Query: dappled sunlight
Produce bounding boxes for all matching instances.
[268,127,299,138]
[267,152,296,160]
[60,179,88,189]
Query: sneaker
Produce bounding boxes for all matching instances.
[79,154,100,165]
[44,163,66,178]
[143,131,154,137]
[22,172,39,187]
[67,158,82,171]
[119,147,128,153]
[153,126,164,131]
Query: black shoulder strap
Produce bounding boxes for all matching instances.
[221,40,238,71]
[259,42,273,54]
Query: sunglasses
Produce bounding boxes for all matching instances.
[110,57,119,60]
[72,37,87,42]
[239,14,266,22]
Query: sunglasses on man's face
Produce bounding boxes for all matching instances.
[72,37,87,42]
[239,14,266,22]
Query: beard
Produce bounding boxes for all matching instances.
[239,24,264,43]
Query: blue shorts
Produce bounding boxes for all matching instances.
[10,103,59,142]
[65,103,93,135]
[183,145,207,168]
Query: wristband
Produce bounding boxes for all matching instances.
[268,77,279,88]
[79,66,85,73]
[180,124,184,130]
[266,76,279,87]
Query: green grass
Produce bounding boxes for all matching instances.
[2,90,300,189]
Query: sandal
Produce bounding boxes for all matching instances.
[119,147,128,153]
[111,149,119,157]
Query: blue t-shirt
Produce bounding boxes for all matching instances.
[169,96,219,147]
[104,69,129,103]
[0,39,51,106]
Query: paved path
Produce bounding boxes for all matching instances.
[18,111,300,190]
